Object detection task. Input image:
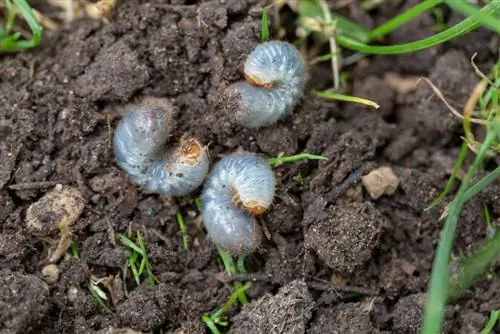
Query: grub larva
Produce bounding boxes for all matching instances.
[113,97,209,196]
[225,41,306,128]
[201,152,276,255]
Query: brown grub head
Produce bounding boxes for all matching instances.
[179,137,203,166]
[244,72,274,89]
[232,192,268,216]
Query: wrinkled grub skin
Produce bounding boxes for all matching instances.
[0,0,499,333]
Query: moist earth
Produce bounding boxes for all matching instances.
[0,0,499,333]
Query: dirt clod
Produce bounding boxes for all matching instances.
[0,269,50,333]
[26,185,85,236]
[116,283,182,332]
[96,327,143,334]
[231,279,315,334]
[390,293,426,334]
[308,301,376,334]
[0,230,30,269]
[362,166,400,199]
[75,40,150,102]
[303,200,386,273]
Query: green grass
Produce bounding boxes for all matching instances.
[313,90,380,109]
[88,282,113,313]
[260,7,269,41]
[202,282,251,334]
[298,0,500,55]
[118,232,158,286]
[69,242,80,259]
[422,59,500,333]
[1,0,42,52]
[293,0,500,107]
[192,195,250,333]
[481,310,500,334]
[202,247,250,333]
[176,210,189,250]
[268,152,327,168]
[423,121,500,333]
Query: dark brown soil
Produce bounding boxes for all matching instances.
[1,1,499,333]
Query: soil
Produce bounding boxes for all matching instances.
[1,0,499,333]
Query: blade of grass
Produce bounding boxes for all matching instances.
[217,246,248,305]
[448,227,500,301]
[69,242,80,259]
[268,152,328,168]
[129,258,140,286]
[202,283,251,333]
[422,122,500,334]
[425,141,469,211]
[88,284,112,313]
[0,0,43,51]
[194,197,202,212]
[336,1,500,55]
[117,234,144,255]
[314,90,380,109]
[176,211,189,250]
[260,7,269,41]
[136,231,157,284]
[460,166,500,205]
[368,0,443,40]
[4,0,15,34]
[484,205,493,235]
[202,314,221,334]
[445,0,500,35]
[481,310,500,334]
[213,282,252,317]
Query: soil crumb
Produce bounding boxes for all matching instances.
[230,279,315,334]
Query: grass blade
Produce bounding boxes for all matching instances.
[176,211,189,250]
[314,90,380,109]
[422,122,500,334]
[426,141,469,211]
[117,234,143,255]
[260,7,269,41]
[448,228,500,301]
[268,152,328,168]
[445,0,500,35]
[337,1,500,55]
[368,0,443,40]
[481,310,500,334]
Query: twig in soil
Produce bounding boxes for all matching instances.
[214,272,273,284]
[416,78,487,125]
[306,277,375,296]
[325,164,371,202]
[8,180,61,190]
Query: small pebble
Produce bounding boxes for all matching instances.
[41,264,60,284]
[362,166,399,199]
